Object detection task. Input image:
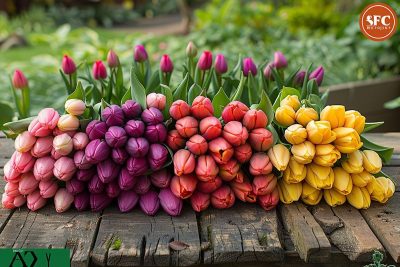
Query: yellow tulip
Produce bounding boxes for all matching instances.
[302,182,323,205]
[295,107,319,127]
[324,189,346,207]
[320,105,345,129]
[362,150,382,174]
[333,127,363,154]
[306,163,334,190]
[341,150,364,174]
[347,186,370,209]
[280,95,300,111]
[268,144,290,171]
[284,124,307,145]
[344,110,365,134]
[275,105,296,127]
[367,177,395,203]
[278,179,302,204]
[306,120,336,144]
[351,171,373,187]
[313,144,341,167]
[333,167,353,195]
[291,141,316,164]
[283,157,307,183]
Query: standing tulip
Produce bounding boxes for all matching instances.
[275,105,296,127]
[214,54,228,74]
[248,128,274,152]
[209,137,234,164]
[295,107,319,127]
[107,50,120,68]
[242,109,268,130]
[277,179,302,204]
[252,174,277,196]
[173,149,195,176]
[53,157,76,181]
[242,57,257,77]
[62,55,76,74]
[283,157,307,184]
[291,141,315,164]
[211,185,235,209]
[122,100,142,119]
[249,153,272,176]
[222,101,249,123]
[273,51,287,69]
[294,70,306,86]
[134,44,148,62]
[15,131,36,153]
[92,60,107,80]
[190,191,210,212]
[309,66,324,86]
[118,190,139,212]
[159,188,183,216]
[160,54,174,73]
[301,182,322,205]
[258,187,279,211]
[191,96,214,119]
[223,121,248,147]
[199,117,222,140]
[186,41,198,58]
[197,51,213,70]
[170,174,197,199]
[169,100,191,120]
[140,191,160,216]
[362,150,382,174]
[306,163,334,190]
[146,93,167,110]
[195,155,219,182]
[324,188,346,207]
[12,69,28,89]
[187,135,208,155]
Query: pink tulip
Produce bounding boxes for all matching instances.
[187,134,208,155]
[27,190,47,211]
[5,182,20,197]
[211,185,235,209]
[15,131,36,153]
[92,60,107,80]
[38,108,60,130]
[13,195,26,207]
[12,69,28,89]
[53,133,73,156]
[234,143,253,163]
[107,50,120,68]
[39,180,58,198]
[33,156,55,181]
[170,174,197,199]
[197,51,212,70]
[208,137,234,164]
[146,93,166,110]
[258,187,279,211]
[54,188,74,213]
[195,155,219,182]
[249,128,274,152]
[57,114,79,132]
[252,174,277,196]
[197,176,223,194]
[249,153,272,176]
[53,157,76,181]
[191,96,214,119]
[273,51,287,69]
[19,172,39,195]
[3,159,21,182]
[13,151,35,173]
[28,118,52,137]
[214,54,228,74]
[72,132,89,150]
[221,101,249,123]
[199,117,222,141]
[51,148,63,160]
[190,191,210,212]
[173,149,196,176]
[242,109,268,130]
[134,44,148,62]
[62,55,76,74]
[222,121,248,147]
[160,54,174,73]
[31,136,53,157]
[231,180,256,203]
[2,193,15,209]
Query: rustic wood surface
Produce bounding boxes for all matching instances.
[0,133,399,266]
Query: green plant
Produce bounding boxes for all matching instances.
[364,251,395,267]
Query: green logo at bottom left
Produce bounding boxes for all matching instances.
[0,248,70,267]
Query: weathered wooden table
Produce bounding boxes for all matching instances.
[0,133,399,267]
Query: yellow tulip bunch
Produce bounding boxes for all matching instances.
[273,96,395,209]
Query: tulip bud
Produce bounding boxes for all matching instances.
[347,186,370,209]
[268,144,290,171]
[160,54,174,73]
[263,63,274,80]
[223,121,248,147]
[324,188,346,207]
[191,96,214,119]
[4,182,19,197]
[146,93,166,111]
[88,175,105,194]
[295,107,319,127]
[173,149,195,176]
[92,60,107,80]
[222,101,249,123]
[367,177,395,203]
[234,143,252,163]
[13,151,35,174]
[333,127,363,154]
[284,124,306,145]
[12,69,28,89]
[362,150,382,174]
[175,116,199,138]
[53,127,76,138]
[211,185,235,209]
[273,51,287,69]
[214,54,228,74]
[3,157,20,182]
[197,176,223,194]
[2,193,15,209]
[107,50,119,68]
[309,66,324,86]
[85,139,111,164]
[39,180,58,198]
[145,123,167,143]
[208,137,234,164]
[30,136,52,158]
[72,132,89,151]
[341,150,363,173]
[186,41,198,57]
[104,126,127,148]
[28,118,52,137]
[66,178,85,195]
[18,173,38,195]
[53,133,73,156]
[102,105,125,127]
[134,176,151,195]
[199,117,222,140]
[197,51,213,70]
[90,193,112,212]
[106,181,121,198]
[313,144,341,167]
[195,155,219,182]
[134,44,148,62]
[169,100,191,120]
[124,120,144,138]
[351,171,373,188]
[140,191,160,216]
[320,105,345,129]
[258,187,279,211]
[302,182,322,205]
[219,159,240,181]
[61,55,76,74]
[65,99,86,116]
[170,174,197,199]
[190,191,210,212]
[118,168,137,191]
[37,108,60,130]
[252,174,277,196]
[74,191,90,211]
[15,131,36,153]
[150,169,171,188]
[242,57,257,77]
[86,120,107,140]
[57,114,79,132]
[233,170,245,183]
[54,157,76,181]
[118,190,139,212]
[332,167,353,195]
[148,144,168,171]
[166,130,186,151]
[242,109,268,130]
[283,157,307,184]
[33,156,55,181]
[187,134,208,155]
[275,105,296,127]
[141,107,164,125]
[122,100,142,119]
[112,147,129,165]
[278,179,302,204]
[294,70,306,86]
[14,195,27,208]
[159,188,183,216]
[344,110,365,134]
[280,95,300,111]
[249,153,272,176]
[97,159,120,184]
[306,163,334,190]
[76,168,96,182]
[231,180,256,202]
[27,190,47,211]
[291,141,315,164]
[249,128,273,152]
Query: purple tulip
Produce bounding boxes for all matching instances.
[294,70,306,86]
[159,188,183,216]
[126,137,149,157]
[74,191,90,211]
[102,105,125,127]
[134,176,151,195]
[140,191,160,216]
[105,126,127,148]
[85,139,111,164]
[126,157,148,176]
[122,100,142,119]
[76,168,96,182]
[88,175,105,194]
[309,66,324,86]
[118,168,138,190]
[97,159,120,184]
[134,44,148,62]
[144,123,167,143]
[111,148,129,165]
[273,51,288,69]
[106,181,121,198]
[242,57,257,77]
[86,120,107,140]
[74,150,93,170]
[197,51,213,70]
[149,169,171,188]
[118,190,139,212]
[141,107,163,125]
[147,144,168,171]
[66,178,85,195]
[125,120,145,137]
[214,54,228,74]
[90,193,112,212]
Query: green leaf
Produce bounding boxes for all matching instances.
[384,96,400,109]
[0,102,15,130]
[212,87,230,118]
[284,66,301,87]
[229,54,243,78]
[188,83,202,105]
[361,135,394,164]
[147,70,161,94]
[173,73,189,102]
[3,116,35,134]
[230,74,246,101]
[307,94,323,113]
[160,84,173,120]
[267,124,281,146]
[363,122,384,133]
[247,72,259,104]
[257,91,274,126]
[121,89,131,105]
[67,81,85,101]
[270,68,283,90]
[301,64,312,100]
[272,86,300,111]
[307,79,319,96]
[130,67,147,109]
[320,90,329,107]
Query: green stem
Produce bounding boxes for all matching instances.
[21,87,30,118]
[217,74,222,88]
[231,74,246,101]
[68,74,73,94]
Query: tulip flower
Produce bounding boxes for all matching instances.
[92,60,107,80]
[37,108,60,130]
[197,51,213,70]
[33,156,55,181]
[344,110,365,134]
[76,168,96,182]
[118,168,137,191]
[53,133,73,156]
[173,149,195,176]
[61,55,76,74]
[90,193,112,212]
[186,41,198,57]
[141,107,164,125]
[324,188,346,207]
[97,159,120,184]
[351,171,373,188]
[249,153,272,176]
[39,180,58,198]
[234,143,252,163]
[112,147,129,165]
[127,157,149,176]
[280,95,300,111]
[12,69,28,89]
[309,66,324,86]
[275,105,296,127]
[160,54,174,73]
[191,96,214,119]
[75,192,90,211]
[219,159,240,181]
[57,114,79,132]
[283,157,307,184]
[134,44,148,62]
[106,181,121,198]
[148,144,168,171]
[86,120,108,140]
[273,51,287,69]
[14,195,27,208]
[295,107,319,127]
[175,117,198,139]
[30,136,52,158]
[88,175,105,194]
[133,176,151,195]
[13,151,35,174]
[146,93,167,110]
[209,137,234,164]
[140,191,160,216]
[122,100,142,119]
[85,139,111,164]
[107,50,120,68]
[28,118,52,137]
[333,167,353,195]
[333,127,363,154]
[118,190,139,212]
[294,70,306,86]
[233,170,245,183]
[252,174,277,196]
[169,100,191,120]
[222,121,248,147]
[277,179,302,204]
[362,150,382,174]
[301,182,322,205]
[284,124,307,145]
[199,117,222,140]
[367,177,395,203]
[268,144,290,171]
[2,193,16,209]
[242,109,268,130]
[104,126,127,148]
[66,178,85,195]
[72,132,89,151]
[144,123,167,143]
[306,163,334,190]
[346,186,370,209]
[102,105,125,127]
[18,173,38,195]
[4,182,19,197]
[249,128,273,152]
[170,174,197,199]
[150,169,171,188]
[197,176,223,194]
[258,187,279,211]
[27,190,47,211]
[187,134,208,155]
[159,188,183,216]
[291,141,315,164]
[222,101,249,123]
[65,99,85,116]
[54,157,76,181]
[3,158,21,182]
[313,144,341,167]
[190,191,210,212]
[320,105,346,129]
[242,57,257,77]
[167,130,186,151]
[125,120,145,137]
[341,150,363,173]
[306,121,336,145]
[211,185,235,209]
[15,131,36,153]
[231,180,256,202]
[214,54,228,74]
[195,155,219,182]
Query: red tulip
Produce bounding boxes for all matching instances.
[169,100,191,120]
[231,180,256,203]
[242,109,268,130]
[249,128,274,152]
[258,187,279,211]
[62,55,76,74]
[208,137,234,164]
[170,174,197,199]
[221,101,249,123]
[160,54,174,73]
[199,117,222,141]
[219,159,240,181]
[249,153,272,176]
[175,116,198,138]
[12,69,28,89]
[234,143,252,163]
[187,134,208,155]
[211,185,235,209]
[92,60,107,80]
[191,96,214,119]
[190,191,210,212]
[166,130,186,151]
[197,176,223,194]
[173,149,195,176]
[195,155,219,182]
[222,121,248,147]
[197,51,213,70]
[252,174,277,196]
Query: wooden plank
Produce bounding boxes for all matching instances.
[382,166,400,191]
[0,206,100,267]
[91,206,200,266]
[361,192,400,263]
[0,138,15,159]
[279,202,331,263]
